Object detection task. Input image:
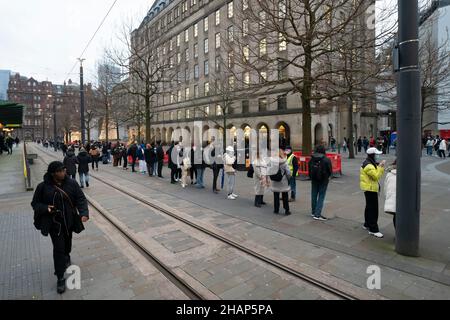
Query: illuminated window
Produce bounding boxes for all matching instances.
[215,10,220,25]
[228,1,234,18]
[259,38,267,56]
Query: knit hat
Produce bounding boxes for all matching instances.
[47,161,66,174]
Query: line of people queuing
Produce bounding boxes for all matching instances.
[424,135,450,158]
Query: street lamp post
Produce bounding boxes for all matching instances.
[395,0,421,256]
[78,58,86,145]
[53,97,57,151]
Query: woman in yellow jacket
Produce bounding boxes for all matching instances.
[360,148,386,238]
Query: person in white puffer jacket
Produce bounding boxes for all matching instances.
[384,160,397,229]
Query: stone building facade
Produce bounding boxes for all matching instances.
[130,0,379,149]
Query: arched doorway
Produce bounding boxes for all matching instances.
[276,122,290,149]
[257,123,270,151]
[156,128,161,142]
[314,123,324,146]
[162,128,167,144]
[167,127,174,143]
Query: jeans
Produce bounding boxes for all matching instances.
[79,172,90,187]
[153,162,158,176]
[289,177,297,200]
[50,230,72,279]
[226,173,235,195]
[364,191,379,233]
[426,146,433,156]
[196,168,205,188]
[274,192,289,213]
[311,180,329,217]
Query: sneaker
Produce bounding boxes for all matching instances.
[285,211,292,216]
[57,278,66,294]
[369,232,384,238]
[231,193,238,198]
[182,184,186,188]
[311,214,316,218]
[228,195,236,200]
[362,225,368,230]
[313,216,328,221]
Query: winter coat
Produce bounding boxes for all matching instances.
[89,148,100,159]
[128,144,138,157]
[253,158,270,196]
[360,158,384,193]
[77,151,91,174]
[308,153,333,182]
[31,173,89,236]
[224,152,236,174]
[439,139,447,151]
[156,146,165,161]
[384,169,397,214]
[167,145,176,169]
[144,147,157,164]
[137,147,145,161]
[63,150,78,176]
[268,157,291,193]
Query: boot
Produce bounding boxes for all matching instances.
[255,195,262,208]
[57,277,66,294]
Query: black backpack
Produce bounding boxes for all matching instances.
[247,165,254,178]
[310,157,326,181]
[270,169,284,182]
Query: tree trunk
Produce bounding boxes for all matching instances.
[105,100,109,143]
[116,121,120,142]
[87,126,91,142]
[301,49,313,156]
[145,95,151,144]
[348,98,355,159]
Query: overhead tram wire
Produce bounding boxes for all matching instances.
[64,0,119,82]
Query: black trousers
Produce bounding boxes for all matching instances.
[364,192,380,233]
[170,167,177,182]
[50,230,72,279]
[158,161,163,177]
[147,163,154,176]
[212,166,220,191]
[131,156,137,172]
[274,192,289,213]
[254,195,264,207]
[92,158,99,170]
[190,167,197,182]
[123,155,128,169]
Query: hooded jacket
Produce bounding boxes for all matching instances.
[31,173,89,236]
[63,150,78,176]
[360,157,384,192]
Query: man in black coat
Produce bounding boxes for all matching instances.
[127,143,138,172]
[31,161,89,294]
[156,141,164,178]
[144,144,157,176]
[63,148,78,179]
[77,148,91,188]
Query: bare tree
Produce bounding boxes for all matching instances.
[107,17,174,143]
[230,0,396,155]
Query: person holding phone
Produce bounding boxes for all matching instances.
[31,161,89,294]
[360,148,386,238]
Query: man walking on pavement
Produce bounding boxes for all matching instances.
[31,161,89,294]
[309,145,332,221]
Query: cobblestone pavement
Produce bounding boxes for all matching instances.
[0,146,187,300]
[31,144,450,299]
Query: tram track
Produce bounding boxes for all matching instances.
[34,144,384,300]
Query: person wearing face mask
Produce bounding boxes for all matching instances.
[360,147,386,238]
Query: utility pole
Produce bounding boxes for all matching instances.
[53,97,57,152]
[78,58,86,145]
[394,0,421,256]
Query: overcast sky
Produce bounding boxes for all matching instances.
[0,0,400,86]
[0,0,154,85]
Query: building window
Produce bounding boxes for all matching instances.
[277,95,287,110]
[185,87,190,99]
[243,0,248,10]
[185,29,189,42]
[171,93,175,103]
[216,104,222,116]
[204,60,209,76]
[243,45,249,61]
[194,85,199,98]
[279,33,287,51]
[186,109,191,119]
[259,38,267,56]
[242,19,249,37]
[260,70,267,83]
[227,52,234,68]
[215,56,221,72]
[204,38,209,54]
[258,98,267,112]
[204,82,210,96]
[278,59,288,80]
[205,106,210,116]
[177,52,182,64]
[215,32,221,48]
[228,76,235,89]
[169,38,174,51]
[182,1,187,13]
[204,17,209,32]
[228,1,234,18]
[178,110,183,120]
[170,111,174,120]
[185,68,190,81]
[259,11,266,29]
[194,23,198,37]
[191,0,197,7]
[242,100,249,113]
[185,48,190,62]
[177,34,181,46]
[243,71,250,86]
[227,26,234,42]
[279,0,286,19]
[194,64,199,78]
[215,10,220,25]
[194,43,199,58]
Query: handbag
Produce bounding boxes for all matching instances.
[54,185,85,234]
[247,165,254,178]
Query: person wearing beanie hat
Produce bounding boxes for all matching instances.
[360,147,386,238]
[31,161,89,294]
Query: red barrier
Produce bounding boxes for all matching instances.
[293,151,342,178]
